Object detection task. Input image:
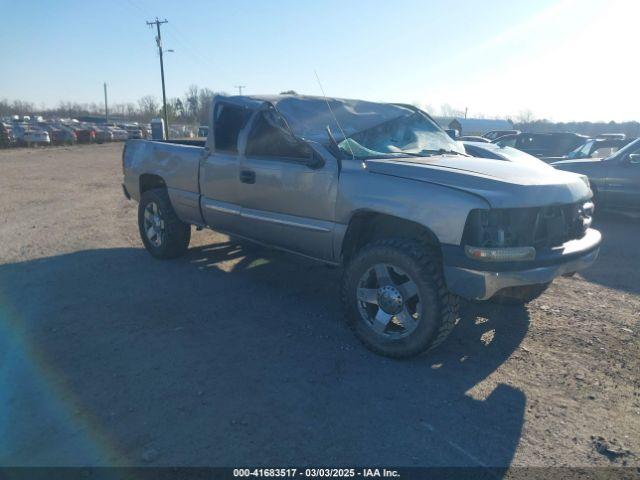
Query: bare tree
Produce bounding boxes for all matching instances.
[125,103,137,119]
[197,88,216,125]
[185,84,199,120]
[440,103,464,118]
[516,109,534,124]
[138,96,159,121]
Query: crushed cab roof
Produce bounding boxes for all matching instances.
[216,94,416,143]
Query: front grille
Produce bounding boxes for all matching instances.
[532,202,590,248]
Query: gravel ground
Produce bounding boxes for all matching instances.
[0,143,638,469]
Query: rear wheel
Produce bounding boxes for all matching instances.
[138,188,191,259]
[342,239,459,358]
[490,282,550,305]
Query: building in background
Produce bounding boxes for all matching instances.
[436,117,514,136]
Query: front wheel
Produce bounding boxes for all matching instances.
[138,188,191,259]
[341,239,459,358]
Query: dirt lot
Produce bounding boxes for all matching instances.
[0,143,638,468]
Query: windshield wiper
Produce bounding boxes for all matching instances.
[418,148,467,156]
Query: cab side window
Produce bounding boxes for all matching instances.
[214,104,250,153]
[246,111,311,160]
[498,136,516,147]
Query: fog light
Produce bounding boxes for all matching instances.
[465,245,536,262]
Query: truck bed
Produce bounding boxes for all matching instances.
[158,139,206,147]
[122,139,204,224]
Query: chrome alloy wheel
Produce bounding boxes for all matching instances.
[143,201,165,247]
[356,263,421,338]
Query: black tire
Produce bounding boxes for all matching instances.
[138,188,191,259]
[591,186,601,216]
[341,238,459,358]
[490,282,550,305]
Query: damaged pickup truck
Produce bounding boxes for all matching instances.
[122,95,601,358]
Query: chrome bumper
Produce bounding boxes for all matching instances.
[444,229,601,300]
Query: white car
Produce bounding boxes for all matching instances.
[110,128,129,141]
[23,130,51,146]
[108,127,127,141]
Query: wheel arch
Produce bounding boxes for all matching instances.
[139,173,167,195]
[340,210,442,265]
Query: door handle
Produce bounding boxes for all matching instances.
[240,170,256,184]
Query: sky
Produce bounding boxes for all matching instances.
[1,0,638,122]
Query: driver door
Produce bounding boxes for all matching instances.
[235,108,339,261]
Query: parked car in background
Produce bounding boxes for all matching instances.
[483,129,520,141]
[48,126,77,145]
[494,132,588,159]
[23,129,51,146]
[110,127,129,141]
[552,138,640,213]
[597,133,626,140]
[458,135,490,143]
[94,127,114,144]
[197,125,209,137]
[39,123,75,146]
[126,125,144,139]
[73,126,95,144]
[0,123,16,147]
[169,127,183,139]
[544,137,633,162]
[462,141,546,166]
[10,123,27,145]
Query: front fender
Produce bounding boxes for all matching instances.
[334,164,490,258]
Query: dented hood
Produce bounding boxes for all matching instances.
[366,155,591,208]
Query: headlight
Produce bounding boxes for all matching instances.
[582,201,594,217]
[579,201,594,231]
[461,208,527,249]
[462,208,537,261]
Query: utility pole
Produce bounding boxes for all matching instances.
[103,82,109,124]
[235,85,246,95]
[146,17,169,139]
[464,107,468,119]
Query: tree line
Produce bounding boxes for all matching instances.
[2,92,639,138]
[0,85,227,125]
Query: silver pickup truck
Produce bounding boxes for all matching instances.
[122,94,601,358]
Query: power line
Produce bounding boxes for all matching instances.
[234,85,246,95]
[162,27,212,85]
[146,17,169,139]
[121,0,223,94]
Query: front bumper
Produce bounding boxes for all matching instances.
[443,228,602,300]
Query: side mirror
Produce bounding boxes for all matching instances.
[629,153,640,165]
[325,125,345,164]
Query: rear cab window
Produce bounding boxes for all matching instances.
[214,103,251,153]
